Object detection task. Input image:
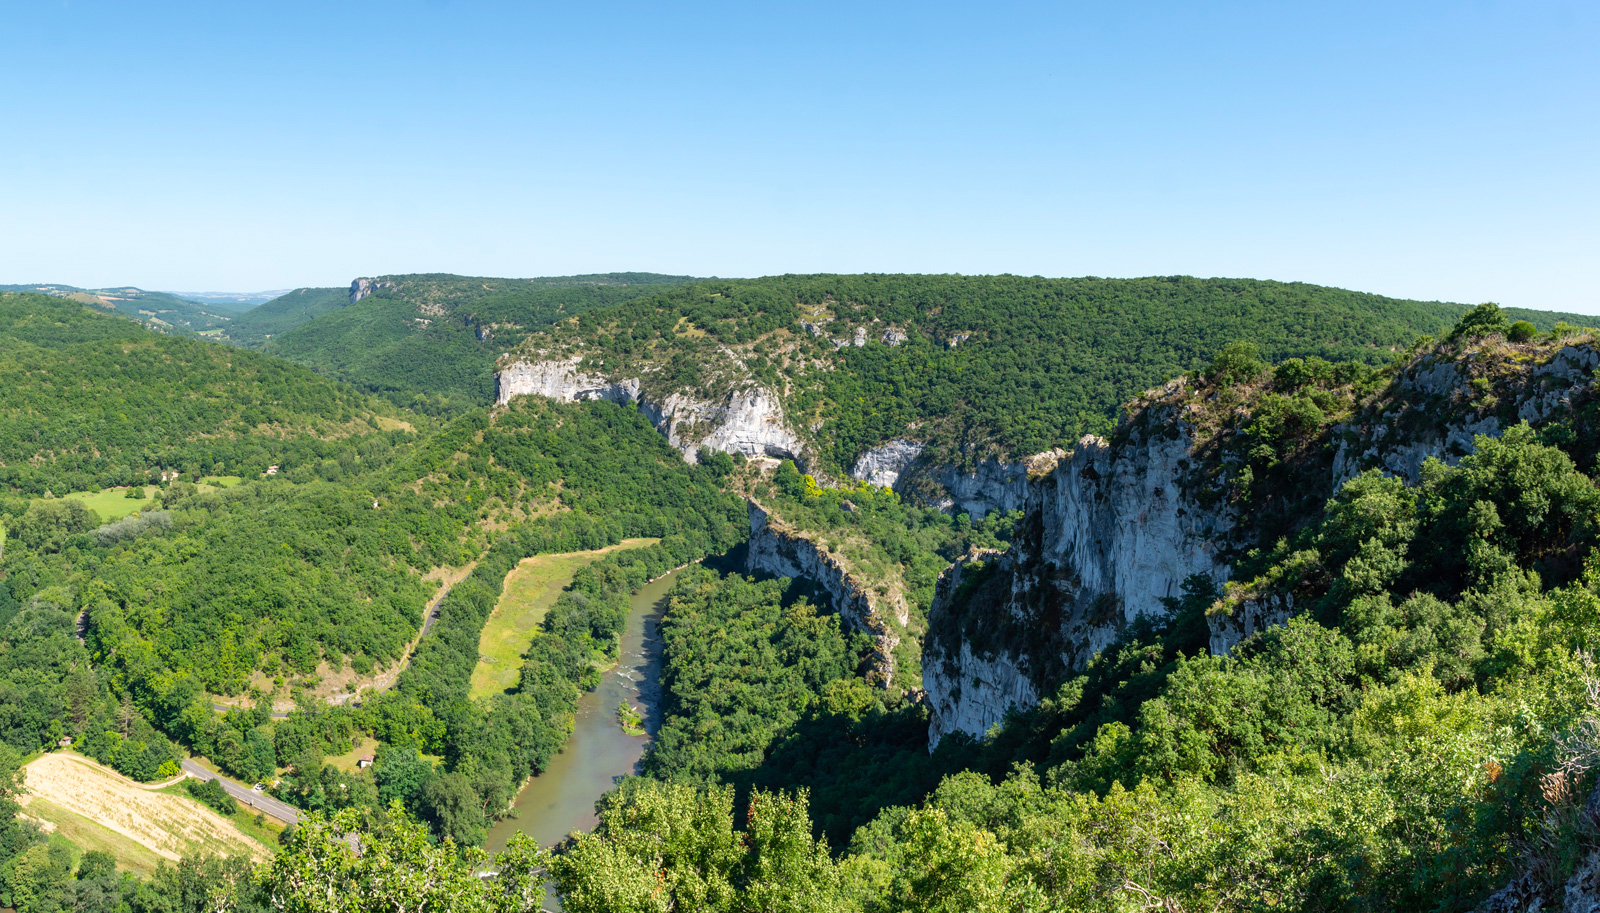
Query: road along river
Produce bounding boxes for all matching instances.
[483,564,681,854]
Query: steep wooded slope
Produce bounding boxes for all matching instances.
[221,286,349,346]
[499,273,1587,474]
[0,283,239,337]
[0,292,406,496]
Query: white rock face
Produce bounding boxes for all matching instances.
[495,357,639,406]
[645,388,805,463]
[928,459,1032,519]
[1035,433,1230,619]
[745,502,900,685]
[349,277,396,303]
[851,440,926,488]
[496,358,804,463]
[923,426,1233,748]
[923,641,1038,748]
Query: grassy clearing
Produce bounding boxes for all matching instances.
[325,736,379,773]
[44,476,243,522]
[375,415,416,433]
[56,486,155,520]
[21,752,268,867]
[155,782,285,847]
[469,538,658,699]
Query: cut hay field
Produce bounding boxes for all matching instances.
[469,538,658,699]
[19,797,169,876]
[20,752,268,868]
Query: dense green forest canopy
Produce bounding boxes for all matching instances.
[0,292,409,497]
[221,286,350,346]
[250,272,697,412]
[7,289,1600,912]
[512,273,1586,469]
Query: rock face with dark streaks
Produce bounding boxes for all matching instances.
[923,340,1600,748]
[922,416,1233,748]
[495,357,805,464]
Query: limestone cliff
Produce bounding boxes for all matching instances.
[849,443,1034,519]
[923,409,1233,748]
[923,338,1600,748]
[349,277,397,303]
[495,356,805,464]
[1331,343,1600,486]
[745,502,901,685]
[850,439,925,488]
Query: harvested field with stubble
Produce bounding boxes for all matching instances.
[21,752,268,864]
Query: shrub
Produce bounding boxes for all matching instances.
[1208,341,1265,387]
[1446,302,1509,343]
[184,775,240,816]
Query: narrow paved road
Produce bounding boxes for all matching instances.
[181,759,301,825]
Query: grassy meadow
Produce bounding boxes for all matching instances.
[468,538,658,699]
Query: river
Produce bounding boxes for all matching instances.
[482,565,680,854]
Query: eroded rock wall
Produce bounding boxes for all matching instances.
[745,502,899,685]
[495,358,804,463]
[924,341,1600,748]
[923,422,1233,748]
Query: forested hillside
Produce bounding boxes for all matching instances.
[248,272,696,412]
[0,292,410,497]
[510,306,1600,912]
[8,288,1600,912]
[506,274,1586,470]
[0,284,239,337]
[0,288,747,879]
[221,286,349,346]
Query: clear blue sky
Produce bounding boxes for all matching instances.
[1,1,1595,311]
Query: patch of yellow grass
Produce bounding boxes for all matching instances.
[469,539,658,699]
[19,797,170,876]
[21,753,267,866]
[375,415,416,433]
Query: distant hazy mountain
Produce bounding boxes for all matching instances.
[162,289,293,310]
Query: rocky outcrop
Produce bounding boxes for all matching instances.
[494,357,639,406]
[1475,780,1600,912]
[924,340,1600,748]
[495,357,805,463]
[1208,591,1293,656]
[923,421,1235,747]
[745,502,900,685]
[349,277,397,303]
[639,388,805,463]
[851,440,926,488]
[1332,343,1599,487]
[926,459,1032,519]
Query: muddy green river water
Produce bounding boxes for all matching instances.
[482,565,679,855]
